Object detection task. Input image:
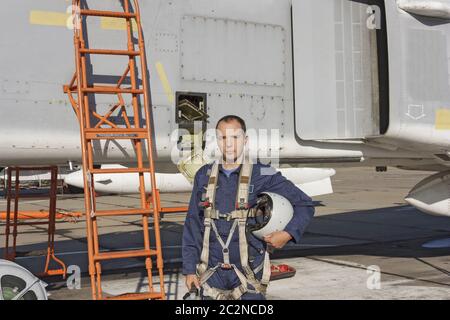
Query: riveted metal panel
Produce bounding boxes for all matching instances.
[293,0,379,140]
[180,15,285,87]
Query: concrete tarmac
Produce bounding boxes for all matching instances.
[1,167,449,300]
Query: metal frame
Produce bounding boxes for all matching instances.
[3,166,67,278]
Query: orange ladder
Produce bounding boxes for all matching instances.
[63,0,165,300]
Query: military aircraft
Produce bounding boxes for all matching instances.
[0,0,449,217]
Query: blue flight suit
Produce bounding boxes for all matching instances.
[182,161,315,300]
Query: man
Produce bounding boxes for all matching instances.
[182,115,315,300]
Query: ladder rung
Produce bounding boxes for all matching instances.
[38,269,66,277]
[80,48,140,56]
[85,128,148,140]
[81,86,144,94]
[94,249,157,261]
[93,208,152,217]
[80,9,136,19]
[104,292,164,300]
[90,168,152,174]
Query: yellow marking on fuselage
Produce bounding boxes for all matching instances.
[155,62,175,104]
[435,108,450,130]
[29,11,138,31]
[29,11,70,27]
[100,17,138,31]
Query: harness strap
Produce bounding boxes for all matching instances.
[197,159,270,300]
[205,163,219,212]
[236,159,252,210]
[200,265,265,300]
[210,219,238,265]
[197,163,220,275]
[261,251,271,286]
[197,217,211,275]
[202,282,248,300]
[199,265,219,285]
[237,217,267,294]
[204,208,259,220]
[201,264,249,300]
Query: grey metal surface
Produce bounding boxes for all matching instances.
[293,0,379,140]
[0,0,448,171]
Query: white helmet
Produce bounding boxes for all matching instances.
[249,192,294,240]
[0,260,48,300]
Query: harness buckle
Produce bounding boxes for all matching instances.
[217,212,231,220]
[199,197,212,208]
[219,263,233,270]
[235,199,249,210]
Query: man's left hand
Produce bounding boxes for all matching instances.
[263,231,292,249]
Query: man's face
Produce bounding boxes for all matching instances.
[216,120,247,163]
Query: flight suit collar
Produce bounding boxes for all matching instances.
[218,163,242,175]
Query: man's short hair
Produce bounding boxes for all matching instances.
[215,115,247,133]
